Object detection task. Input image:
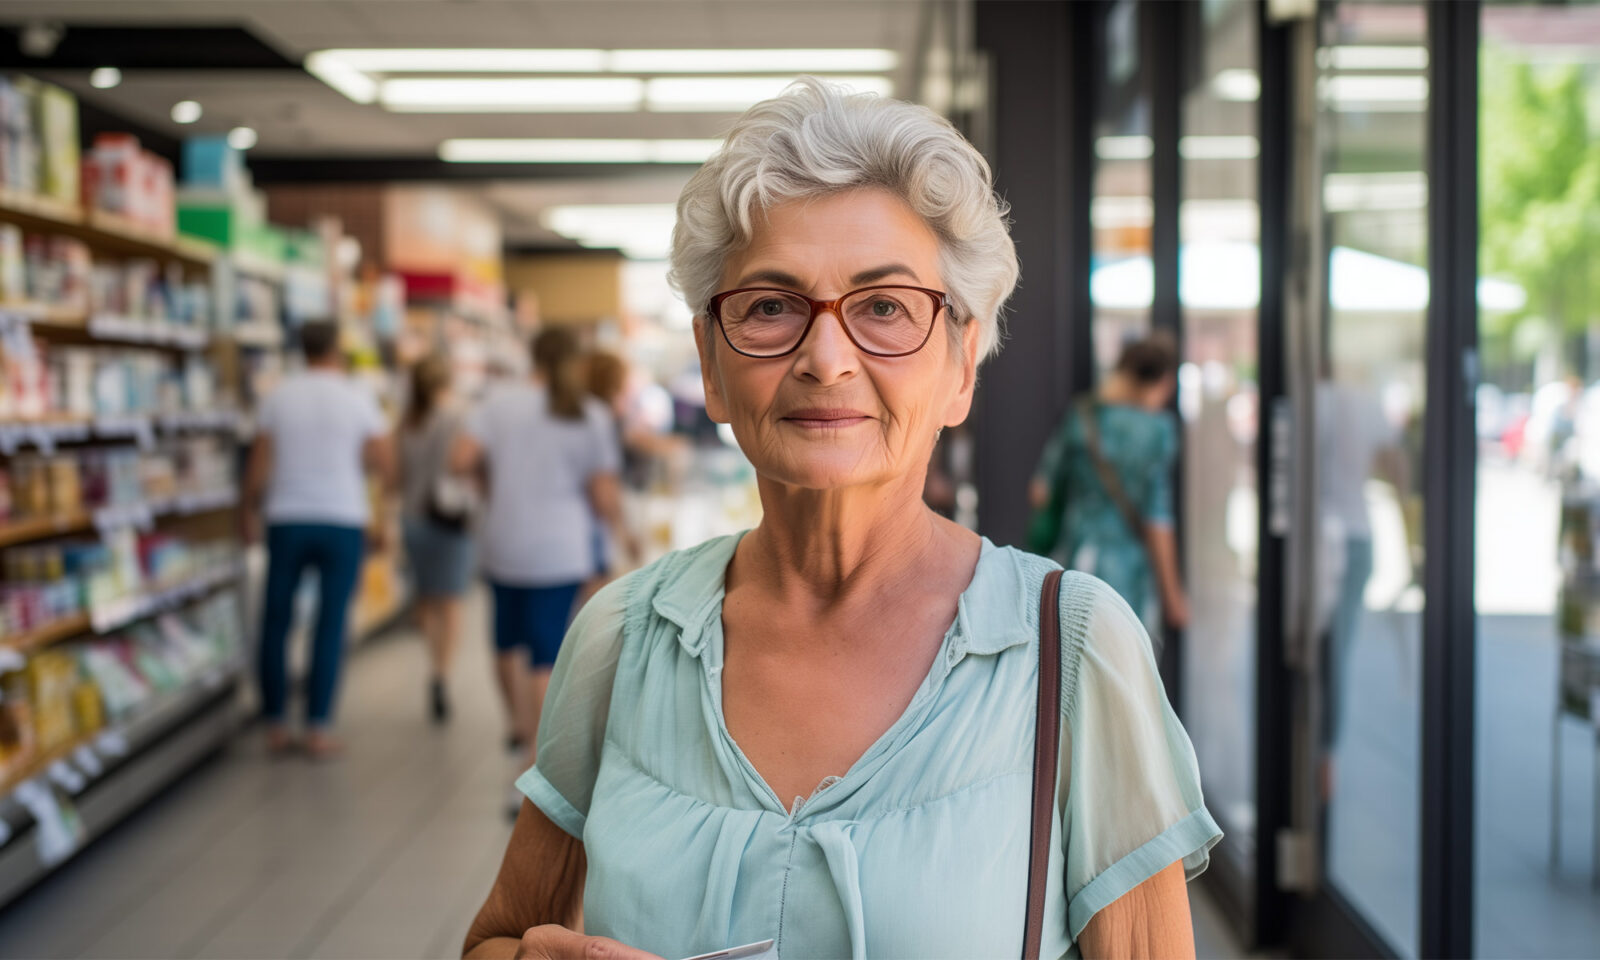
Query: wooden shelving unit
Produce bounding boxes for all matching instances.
[0,188,216,268]
[0,181,246,907]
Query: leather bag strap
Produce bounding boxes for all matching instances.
[1076,396,1149,544]
[1023,568,1065,960]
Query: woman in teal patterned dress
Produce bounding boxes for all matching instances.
[1030,338,1190,636]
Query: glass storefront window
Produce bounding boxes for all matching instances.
[1091,0,1154,375]
[1315,4,1430,956]
[1476,6,1600,956]
[1178,0,1261,886]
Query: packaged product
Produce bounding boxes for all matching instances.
[13,76,78,205]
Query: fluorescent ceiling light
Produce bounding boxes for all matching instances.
[1095,136,1153,160]
[610,48,898,73]
[440,138,721,163]
[1210,69,1259,102]
[307,51,378,103]
[228,126,258,150]
[89,66,121,89]
[319,48,607,72]
[1319,45,1428,71]
[171,100,202,124]
[381,78,644,112]
[645,75,891,111]
[1179,136,1259,160]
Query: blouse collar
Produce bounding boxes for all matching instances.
[650,532,1039,670]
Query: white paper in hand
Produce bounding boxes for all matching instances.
[681,939,777,960]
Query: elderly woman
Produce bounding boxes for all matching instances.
[465,79,1220,960]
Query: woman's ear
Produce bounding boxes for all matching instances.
[693,318,731,424]
[942,320,982,428]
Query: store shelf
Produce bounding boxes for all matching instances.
[0,666,242,910]
[0,302,89,327]
[0,613,92,656]
[0,187,84,231]
[88,562,244,635]
[0,189,215,268]
[85,210,216,267]
[0,412,240,454]
[0,511,92,548]
[87,315,210,349]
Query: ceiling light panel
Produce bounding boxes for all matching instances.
[323,48,608,72]
[645,76,891,112]
[440,139,721,163]
[609,48,898,73]
[306,51,379,103]
[381,78,644,112]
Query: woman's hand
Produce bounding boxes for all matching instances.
[513,926,662,960]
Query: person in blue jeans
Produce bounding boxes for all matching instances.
[244,320,392,759]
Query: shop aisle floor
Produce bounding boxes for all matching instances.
[0,588,1245,959]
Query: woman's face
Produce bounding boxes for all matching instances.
[696,188,979,493]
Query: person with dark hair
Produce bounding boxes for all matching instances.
[398,353,475,724]
[1029,334,1190,637]
[453,327,625,788]
[243,320,393,759]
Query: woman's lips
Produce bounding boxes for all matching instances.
[781,408,872,428]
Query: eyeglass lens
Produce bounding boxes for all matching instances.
[718,288,935,357]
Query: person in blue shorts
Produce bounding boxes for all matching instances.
[453,328,625,777]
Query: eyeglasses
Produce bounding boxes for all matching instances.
[707,285,952,359]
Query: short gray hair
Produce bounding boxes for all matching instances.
[668,77,1019,362]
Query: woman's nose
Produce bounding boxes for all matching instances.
[791,308,860,384]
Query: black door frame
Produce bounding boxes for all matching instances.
[1290,2,1480,957]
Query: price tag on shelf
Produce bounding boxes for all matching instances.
[0,427,17,456]
[26,425,55,455]
[0,648,27,674]
[0,817,12,850]
[47,760,86,796]
[72,744,103,779]
[95,730,129,758]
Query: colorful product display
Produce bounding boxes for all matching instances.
[0,532,233,640]
[0,589,241,781]
[0,328,221,422]
[0,437,233,525]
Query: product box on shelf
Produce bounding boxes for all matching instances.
[82,134,176,239]
[12,77,78,206]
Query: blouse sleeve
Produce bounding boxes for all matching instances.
[1056,574,1221,940]
[513,577,628,839]
[1143,414,1178,526]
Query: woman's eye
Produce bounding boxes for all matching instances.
[757,299,788,317]
[870,300,901,317]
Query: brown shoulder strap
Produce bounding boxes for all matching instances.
[1076,396,1148,543]
[1023,569,1065,960]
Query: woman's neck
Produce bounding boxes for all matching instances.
[740,473,947,607]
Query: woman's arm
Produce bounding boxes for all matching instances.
[1076,862,1194,959]
[586,472,637,565]
[465,801,657,959]
[1143,525,1189,631]
[241,434,272,545]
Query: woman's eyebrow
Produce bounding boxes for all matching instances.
[733,264,924,290]
[850,264,921,285]
[735,268,807,288]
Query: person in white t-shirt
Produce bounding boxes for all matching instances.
[453,327,627,779]
[243,321,393,759]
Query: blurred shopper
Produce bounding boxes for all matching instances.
[453,328,624,775]
[466,79,1218,960]
[244,320,391,760]
[1029,336,1190,639]
[398,354,476,725]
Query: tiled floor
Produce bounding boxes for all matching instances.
[0,590,1246,959]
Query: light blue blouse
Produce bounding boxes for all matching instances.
[518,534,1220,960]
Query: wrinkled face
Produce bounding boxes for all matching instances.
[696,188,979,493]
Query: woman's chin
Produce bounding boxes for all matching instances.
[755,452,896,493]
